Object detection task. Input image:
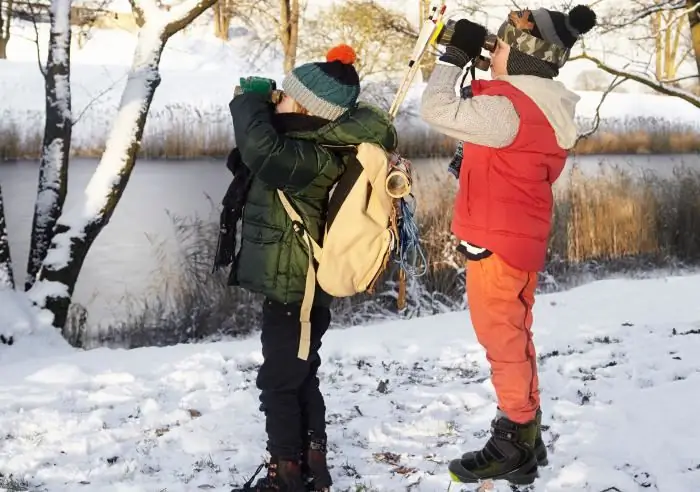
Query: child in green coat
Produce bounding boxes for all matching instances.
[228,45,398,492]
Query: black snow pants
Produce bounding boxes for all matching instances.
[256,297,331,460]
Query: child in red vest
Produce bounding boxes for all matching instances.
[420,5,597,486]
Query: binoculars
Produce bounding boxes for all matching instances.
[434,19,498,71]
[233,76,285,104]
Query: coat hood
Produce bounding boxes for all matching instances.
[497,74,581,149]
[290,102,399,152]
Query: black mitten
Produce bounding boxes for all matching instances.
[439,19,487,68]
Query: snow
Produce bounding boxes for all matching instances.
[0,289,70,362]
[28,138,69,288]
[0,243,12,292]
[0,266,12,291]
[49,0,72,67]
[1,274,700,491]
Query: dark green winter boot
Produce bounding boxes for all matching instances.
[535,407,548,466]
[449,414,538,485]
[463,408,548,467]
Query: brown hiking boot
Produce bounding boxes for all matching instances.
[233,457,306,492]
[301,434,332,491]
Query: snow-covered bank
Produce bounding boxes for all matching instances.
[0,289,71,365]
[1,274,699,491]
[3,58,700,159]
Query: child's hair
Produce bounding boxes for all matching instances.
[294,100,309,115]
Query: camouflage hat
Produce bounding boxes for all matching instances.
[497,17,569,68]
[496,7,597,69]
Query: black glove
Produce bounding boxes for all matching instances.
[439,19,487,68]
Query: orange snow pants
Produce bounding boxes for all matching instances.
[466,254,539,424]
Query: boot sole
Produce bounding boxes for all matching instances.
[448,458,538,485]
[449,469,538,486]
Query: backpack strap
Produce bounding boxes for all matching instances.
[276,189,322,361]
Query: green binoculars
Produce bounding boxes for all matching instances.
[233,76,285,104]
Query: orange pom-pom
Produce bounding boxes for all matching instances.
[326,44,357,65]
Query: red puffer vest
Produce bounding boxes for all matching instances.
[452,79,568,272]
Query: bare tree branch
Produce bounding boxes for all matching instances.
[27,1,47,78]
[570,52,700,108]
[661,1,700,31]
[72,76,127,126]
[601,0,687,31]
[576,74,627,145]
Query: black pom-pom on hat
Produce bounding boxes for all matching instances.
[568,4,597,35]
[530,4,597,50]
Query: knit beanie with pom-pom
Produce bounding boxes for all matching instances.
[281,44,360,121]
[497,4,597,78]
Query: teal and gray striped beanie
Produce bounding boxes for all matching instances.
[282,44,360,121]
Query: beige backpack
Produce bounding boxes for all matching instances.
[277,142,411,360]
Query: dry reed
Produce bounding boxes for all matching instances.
[1,110,698,161]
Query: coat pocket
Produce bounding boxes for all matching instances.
[243,224,285,245]
[238,223,286,293]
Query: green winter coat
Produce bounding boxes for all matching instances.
[228,92,399,307]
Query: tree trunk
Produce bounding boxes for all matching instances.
[688,0,700,78]
[26,0,72,292]
[27,0,216,344]
[0,0,13,59]
[419,0,436,81]
[280,0,299,73]
[664,10,673,79]
[213,0,230,40]
[28,31,165,341]
[0,184,14,290]
[668,14,686,82]
[652,11,663,79]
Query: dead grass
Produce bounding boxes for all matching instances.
[1,110,698,160]
[97,166,700,348]
[572,117,700,155]
[416,167,700,269]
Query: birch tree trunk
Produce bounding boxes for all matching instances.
[0,184,13,291]
[28,0,218,342]
[26,0,72,292]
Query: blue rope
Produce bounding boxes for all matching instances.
[394,195,428,278]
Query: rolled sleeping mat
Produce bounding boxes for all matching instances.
[385,159,412,199]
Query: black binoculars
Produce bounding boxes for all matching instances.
[434,19,498,71]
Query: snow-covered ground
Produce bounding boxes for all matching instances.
[1,274,699,491]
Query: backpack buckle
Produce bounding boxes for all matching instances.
[292,220,304,234]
